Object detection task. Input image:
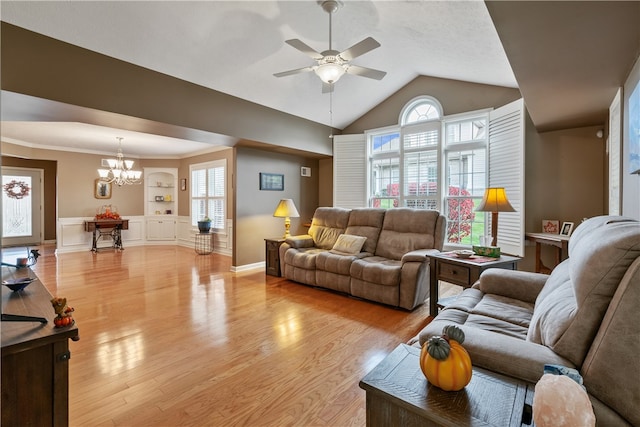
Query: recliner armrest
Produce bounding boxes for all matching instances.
[401,248,440,263]
[285,235,314,248]
[472,269,548,304]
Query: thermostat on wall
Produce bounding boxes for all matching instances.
[301,167,311,177]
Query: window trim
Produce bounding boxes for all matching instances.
[189,159,226,232]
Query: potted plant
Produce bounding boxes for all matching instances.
[197,217,212,233]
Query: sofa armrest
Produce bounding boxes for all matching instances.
[401,248,441,263]
[472,269,549,304]
[285,235,314,249]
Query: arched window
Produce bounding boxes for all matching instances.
[399,96,443,125]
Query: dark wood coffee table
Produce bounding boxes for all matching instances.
[359,344,534,426]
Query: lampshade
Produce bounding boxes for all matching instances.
[315,62,346,84]
[475,188,515,247]
[273,199,300,238]
[476,188,515,213]
[273,199,300,218]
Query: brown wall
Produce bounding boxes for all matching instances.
[343,75,522,133]
[1,23,333,157]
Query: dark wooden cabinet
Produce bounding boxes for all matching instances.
[265,238,285,276]
[2,267,79,427]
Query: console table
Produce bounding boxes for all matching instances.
[2,266,80,426]
[84,219,129,252]
[428,252,521,316]
[525,232,570,273]
[360,344,534,426]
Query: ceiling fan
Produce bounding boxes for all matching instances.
[274,0,386,93]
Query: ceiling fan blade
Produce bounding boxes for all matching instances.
[339,37,381,61]
[274,66,314,78]
[321,82,334,94]
[346,65,387,80]
[285,39,323,60]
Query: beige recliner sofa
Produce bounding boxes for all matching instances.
[279,207,446,310]
[415,215,640,426]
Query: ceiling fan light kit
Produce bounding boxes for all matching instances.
[274,0,386,90]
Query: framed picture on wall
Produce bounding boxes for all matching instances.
[259,173,284,191]
[180,178,187,191]
[94,179,111,199]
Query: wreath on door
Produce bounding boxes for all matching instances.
[3,180,31,199]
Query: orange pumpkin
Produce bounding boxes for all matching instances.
[420,328,472,391]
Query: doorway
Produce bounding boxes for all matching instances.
[2,167,43,246]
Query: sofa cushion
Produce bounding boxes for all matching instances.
[331,234,367,255]
[316,251,361,275]
[283,247,327,270]
[308,207,350,249]
[344,208,385,254]
[350,256,401,286]
[375,209,439,260]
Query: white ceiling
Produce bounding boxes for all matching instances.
[0,0,517,157]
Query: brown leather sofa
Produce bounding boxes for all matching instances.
[279,207,446,310]
[414,216,640,426]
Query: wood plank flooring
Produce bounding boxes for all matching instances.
[2,245,460,426]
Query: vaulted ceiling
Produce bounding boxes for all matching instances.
[1,1,638,157]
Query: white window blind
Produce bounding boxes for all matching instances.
[190,159,226,229]
[333,134,367,208]
[608,88,622,215]
[488,98,525,256]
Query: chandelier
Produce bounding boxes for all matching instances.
[97,137,143,186]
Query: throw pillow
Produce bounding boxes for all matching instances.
[331,234,367,255]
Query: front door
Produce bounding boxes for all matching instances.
[2,167,43,247]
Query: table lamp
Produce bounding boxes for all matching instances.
[273,199,300,238]
[475,187,515,247]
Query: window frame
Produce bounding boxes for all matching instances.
[189,159,226,232]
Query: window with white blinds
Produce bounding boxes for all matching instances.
[333,97,525,254]
[488,98,525,256]
[608,88,622,215]
[190,159,226,230]
[333,134,368,208]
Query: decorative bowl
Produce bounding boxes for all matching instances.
[2,277,36,292]
[453,250,474,259]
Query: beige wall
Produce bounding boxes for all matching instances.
[234,147,319,267]
[520,123,606,271]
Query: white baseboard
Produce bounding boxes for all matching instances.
[231,261,265,273]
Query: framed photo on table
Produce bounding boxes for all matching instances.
[560,222,574,236]
[94,179,112,199]
[542,219,560,234]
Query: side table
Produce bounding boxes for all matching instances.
[428,252,521,316]
[195,232,214,255]
[265,238,285,276]
[525,232,570,273]
[359,344,534,427]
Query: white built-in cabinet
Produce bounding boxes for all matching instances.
[144,168,177,241]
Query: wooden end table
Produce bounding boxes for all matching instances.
[428,252,521,316]
[525,232,570,274]
[359,344,534,427]
[265,238,285,276]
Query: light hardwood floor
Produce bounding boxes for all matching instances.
[3,244,460,426]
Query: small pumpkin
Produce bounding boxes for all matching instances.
[442,324,465,344]
[420,326,472,391]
